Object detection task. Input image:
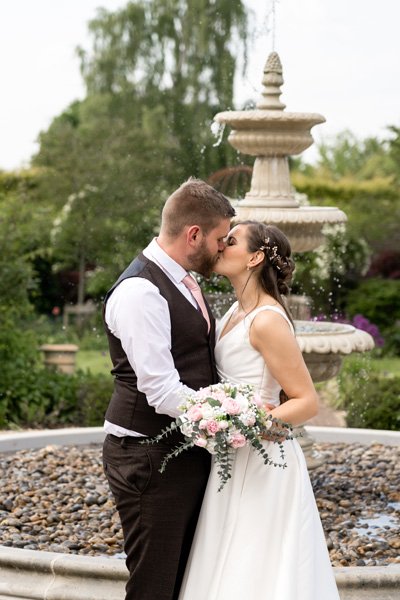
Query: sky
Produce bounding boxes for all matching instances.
[1,0,399,170]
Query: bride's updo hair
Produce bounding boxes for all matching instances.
[242,220,295,324]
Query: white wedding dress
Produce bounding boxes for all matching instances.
[178,303,339,600]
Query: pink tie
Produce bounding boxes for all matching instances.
[182,274,211,333]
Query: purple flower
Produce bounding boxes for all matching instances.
[351,314,385,347]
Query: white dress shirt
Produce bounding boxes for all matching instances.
[104,239,199,437]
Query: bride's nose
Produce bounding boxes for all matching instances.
[218,239,226,252]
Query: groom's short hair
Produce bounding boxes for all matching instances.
[161,178,235,237]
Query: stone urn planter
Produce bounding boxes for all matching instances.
[39,344,79,374]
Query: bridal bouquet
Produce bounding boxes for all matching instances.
[143,382,294,491]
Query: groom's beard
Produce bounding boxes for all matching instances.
[188,239,218,278]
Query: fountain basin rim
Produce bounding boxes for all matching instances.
[295,321,375,354]
[214,109,326,128]
[295,320,357,335]
[0,425,398,454]
[231,204,347,224]
[0,546,398,600]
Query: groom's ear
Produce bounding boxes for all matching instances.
[187,225,201,245]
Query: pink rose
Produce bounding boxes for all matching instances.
[222,399,242,415]
[253,393,263,407]
[206,420,220,436]
[187,405,203,422]
[194,436,207,448]
[212,390,227,403]
[230,432,246,448]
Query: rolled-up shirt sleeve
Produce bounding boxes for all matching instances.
[105,277,194,417]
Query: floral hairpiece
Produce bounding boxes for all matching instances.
[259,237,283,271]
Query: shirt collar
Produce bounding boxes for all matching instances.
[145,238,188,285]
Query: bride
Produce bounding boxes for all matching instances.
[178,221,339,600]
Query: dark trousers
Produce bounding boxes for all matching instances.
[103,434,211,600]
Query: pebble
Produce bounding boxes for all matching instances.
[0,442,399,566]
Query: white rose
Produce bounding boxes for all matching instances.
[235,393,249,411]
[201,405,214,420]
[206,440,218,454]
[180,422,194,437]
[240,413,256,427]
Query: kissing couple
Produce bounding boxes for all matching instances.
[102,178,339,600]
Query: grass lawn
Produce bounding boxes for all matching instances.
[77,348,400,378]
[343,354,400,377]
[76,349,112,375]
[370,356,400,376]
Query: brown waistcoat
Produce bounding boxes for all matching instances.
[103,253,218,436]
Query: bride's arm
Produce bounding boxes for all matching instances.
[249,311,318,426]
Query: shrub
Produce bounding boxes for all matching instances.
[345,278,400,355]
[381,324,400,357]
[346,278,400,330]
[336,356,400,431]
[367,250,400,279]
[0,307,41,425]
[0,367,113,429]
[5,369,80,427]
[291,228,371,316]
[75,372,113,426]
[345,374,400,431]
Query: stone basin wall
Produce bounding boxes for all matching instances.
[0,427,399,600]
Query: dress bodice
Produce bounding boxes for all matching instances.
[215,301,294,408]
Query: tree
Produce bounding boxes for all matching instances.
[316,130,395,180]
[0,183,43,418]
[387,125,400,183]
[34,94,176,303]
[77,0,249,179]
[289,127,400,329]
[291,128,400,254]
[33,0,251,302]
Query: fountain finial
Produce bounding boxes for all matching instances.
[257,51,286,111]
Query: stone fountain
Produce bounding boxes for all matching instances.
[214,52,375,466]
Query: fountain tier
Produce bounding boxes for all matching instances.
[214,52,347,252]
[296,321,374,382]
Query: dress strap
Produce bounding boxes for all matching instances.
[248,305,294,334]
[221,300,238,322]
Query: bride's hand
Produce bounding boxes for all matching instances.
[261,404,290,442]
[261,404,277,441]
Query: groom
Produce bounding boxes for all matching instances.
[102,178,235,600]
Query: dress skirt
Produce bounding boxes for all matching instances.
[178,438,339,600]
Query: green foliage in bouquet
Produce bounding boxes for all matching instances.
[142,382,295,491]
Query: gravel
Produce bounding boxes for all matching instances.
[0,442,399,566]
